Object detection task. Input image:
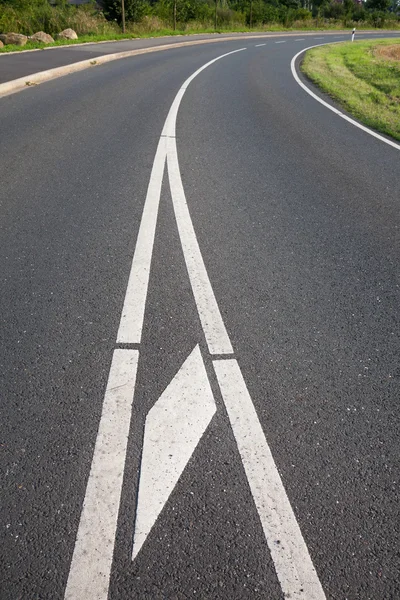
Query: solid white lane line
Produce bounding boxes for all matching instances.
[132,345,216,560]
[255,43,266,47]
[162,48,246,139]
[161,49,246,355]
[117,137,167,343]
[167,137,233,355]
[65,349,139,600]
[291,45,400,151]
[213,358,326,600]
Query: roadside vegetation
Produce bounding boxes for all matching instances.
[0,0,399,53]
[301,39,400,140]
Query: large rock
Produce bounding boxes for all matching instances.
[56,28,78,41]
[0,40,3,49]
[29,31,54,44]
[0,33,28,46]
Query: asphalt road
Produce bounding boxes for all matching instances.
[1,32,400,600]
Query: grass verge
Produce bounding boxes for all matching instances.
[301,39,400,141]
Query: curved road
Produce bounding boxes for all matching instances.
[1,32,400,599]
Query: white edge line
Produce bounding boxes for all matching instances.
[291,43,400,151]
[64,349,139,600]
[213,358,326,600]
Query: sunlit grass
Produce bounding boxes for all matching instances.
[302,39,400,141]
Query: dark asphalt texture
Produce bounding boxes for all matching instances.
[1,32,400,600]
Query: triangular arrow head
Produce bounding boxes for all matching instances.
[132,345,216,561]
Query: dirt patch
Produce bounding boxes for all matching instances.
[375,44,400,62]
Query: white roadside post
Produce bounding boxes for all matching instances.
[352,27,356,42]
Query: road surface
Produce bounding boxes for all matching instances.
[1,32,400,600]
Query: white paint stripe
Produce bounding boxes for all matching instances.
[64,349,139,600]
[162,48,246,138]
[255,43,266,47]
[160,49,246,355]
[295,39,305,41]
[167,137,233,355]
[213,358,326,600]
[132,345,216,560]
[291,44,400,151]
[275,41,286,44]
[117,137,167,343]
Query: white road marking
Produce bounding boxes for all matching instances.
[162,47,246,139]
[167,138,233,356]
[132,345,216,560]
[255,43,266,47]
[162,49,246,355]
[64,349,139,600]
[295,39,305,41]
[214,358,326,600]
[66,45,328,600]
[65,47,244,600]
[163,49,326,598]
[117,137,167,343]
[275,41,286,43]
[291,44,400,151]
[314,37,324,39]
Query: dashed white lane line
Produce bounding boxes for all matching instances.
[275,40,286,43]
[295,39,305,41]
[214,358,326,600]
[64,349,139,600]
[291,43,400,151]
[255,43,266,47]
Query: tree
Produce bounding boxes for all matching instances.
[103,0,147,23]
[365,0,391,11]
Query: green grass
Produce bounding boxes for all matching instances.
[301,39,400,141]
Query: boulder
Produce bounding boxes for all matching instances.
[29,31,54,44]
[0,33,28,46]
[56,28,78,41]
[0,40,3,49]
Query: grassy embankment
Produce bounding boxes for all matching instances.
[302,39,400,141]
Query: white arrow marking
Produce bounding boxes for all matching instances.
[132,345,216,560]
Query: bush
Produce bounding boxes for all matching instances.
[0,0,118,35]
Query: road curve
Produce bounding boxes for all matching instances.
[1,32,400,600]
